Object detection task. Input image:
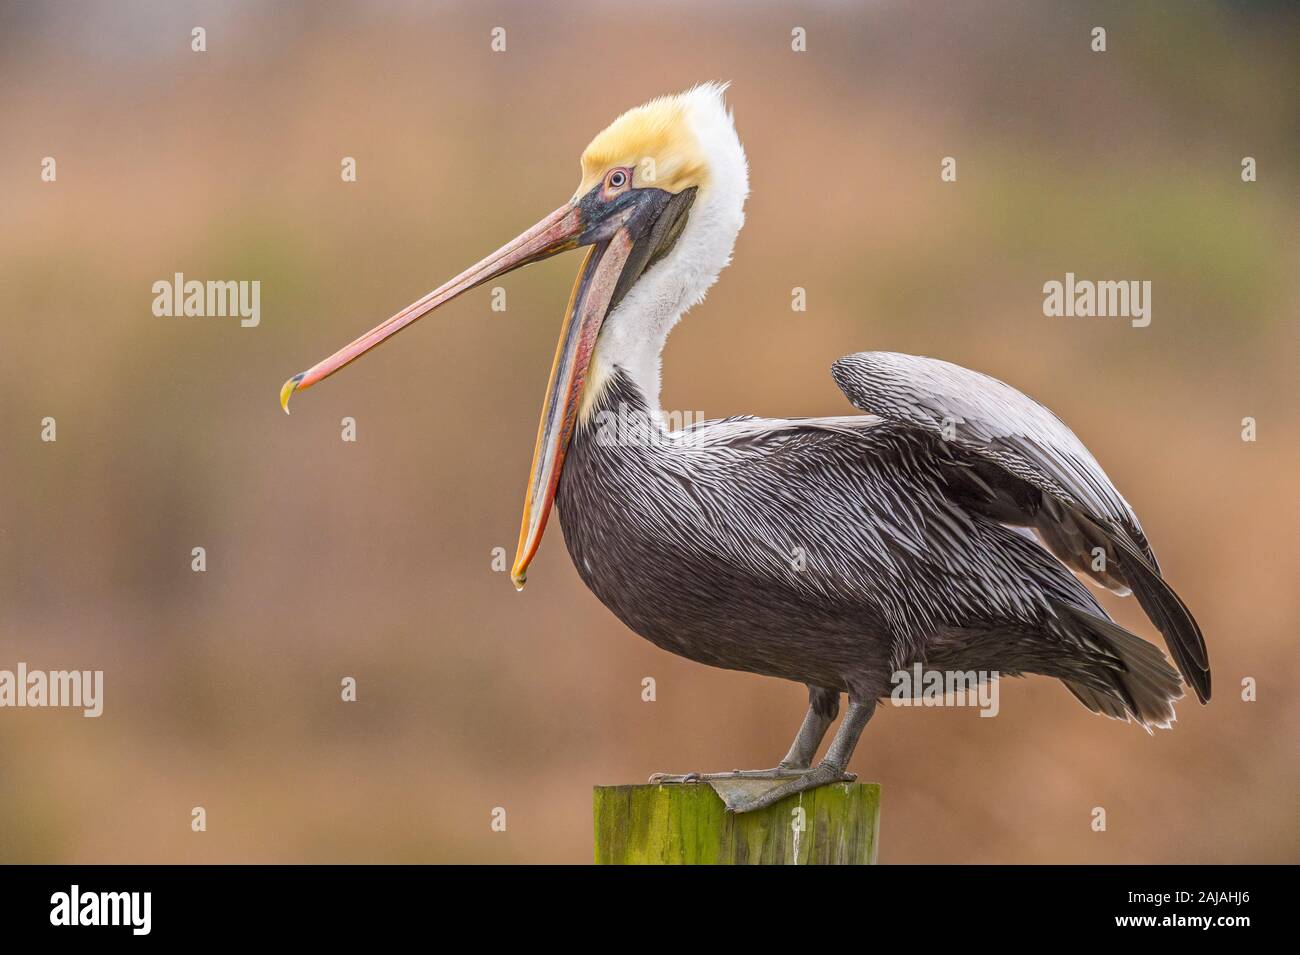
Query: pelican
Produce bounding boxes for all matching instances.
[281,84,1210,813]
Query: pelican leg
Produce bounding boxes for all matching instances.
[648,686,840,784]
[727,698,875,813]
[778,685,840,770]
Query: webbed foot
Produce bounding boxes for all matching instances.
[726,761,857,813]
[648,765,813,785]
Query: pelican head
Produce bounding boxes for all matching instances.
[281,83,748,589]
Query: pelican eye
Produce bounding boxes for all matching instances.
[607,169,628,189]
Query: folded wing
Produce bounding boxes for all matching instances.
[831,351,1210,702]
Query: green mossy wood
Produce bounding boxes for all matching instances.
[593,782,880,864]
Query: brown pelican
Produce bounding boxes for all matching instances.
[281,85,1210,813]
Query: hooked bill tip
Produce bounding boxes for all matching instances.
[279,374,303,415]
[511,570,527,592]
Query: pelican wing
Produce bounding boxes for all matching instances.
[830,351,1210,702]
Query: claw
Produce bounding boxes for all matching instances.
[648,771,701,784]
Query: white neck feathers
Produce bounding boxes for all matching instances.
[581,86,749,419]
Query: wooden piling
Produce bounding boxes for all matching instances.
[593,781,880,864]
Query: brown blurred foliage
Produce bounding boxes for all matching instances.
[1,1,1297,863]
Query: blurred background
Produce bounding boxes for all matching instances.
[2,0,1297,863]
